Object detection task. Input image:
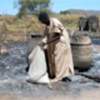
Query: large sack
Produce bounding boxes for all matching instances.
[28,46,50,83]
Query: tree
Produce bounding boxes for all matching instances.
[60,10,71,15]
[15,0,51,17]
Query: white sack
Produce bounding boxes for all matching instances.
[28,46,50,83]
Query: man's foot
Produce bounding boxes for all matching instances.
[50,78,58,83]
[47,78,59,90]
[62,77,71,82]
[47,83,53,89]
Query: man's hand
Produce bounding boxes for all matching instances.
[39,42,46,47]
[39,32,61,47]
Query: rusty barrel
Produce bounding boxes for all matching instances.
[71,35,93,71]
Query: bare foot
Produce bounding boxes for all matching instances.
[50,78,58,83]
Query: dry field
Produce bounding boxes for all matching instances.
[0,14,100,41]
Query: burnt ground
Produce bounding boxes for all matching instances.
[0,38,100,99]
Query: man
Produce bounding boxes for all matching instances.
[38,12,74,83]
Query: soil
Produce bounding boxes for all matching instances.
[0,38,100,100]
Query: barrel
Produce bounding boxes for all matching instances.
[71,35,93,71]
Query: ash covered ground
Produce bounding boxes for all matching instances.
[0,38,100,99]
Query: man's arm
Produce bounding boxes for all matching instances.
[41,33,61,46]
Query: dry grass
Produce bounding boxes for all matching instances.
[0,14,100,42]
[0,15,44,41]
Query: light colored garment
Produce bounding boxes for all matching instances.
[27,46,50,83]
[42,18,74,81]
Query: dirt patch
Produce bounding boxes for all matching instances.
[0,38,100,99]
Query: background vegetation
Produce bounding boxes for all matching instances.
[0,14,100,41]
[0,0,100,42]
